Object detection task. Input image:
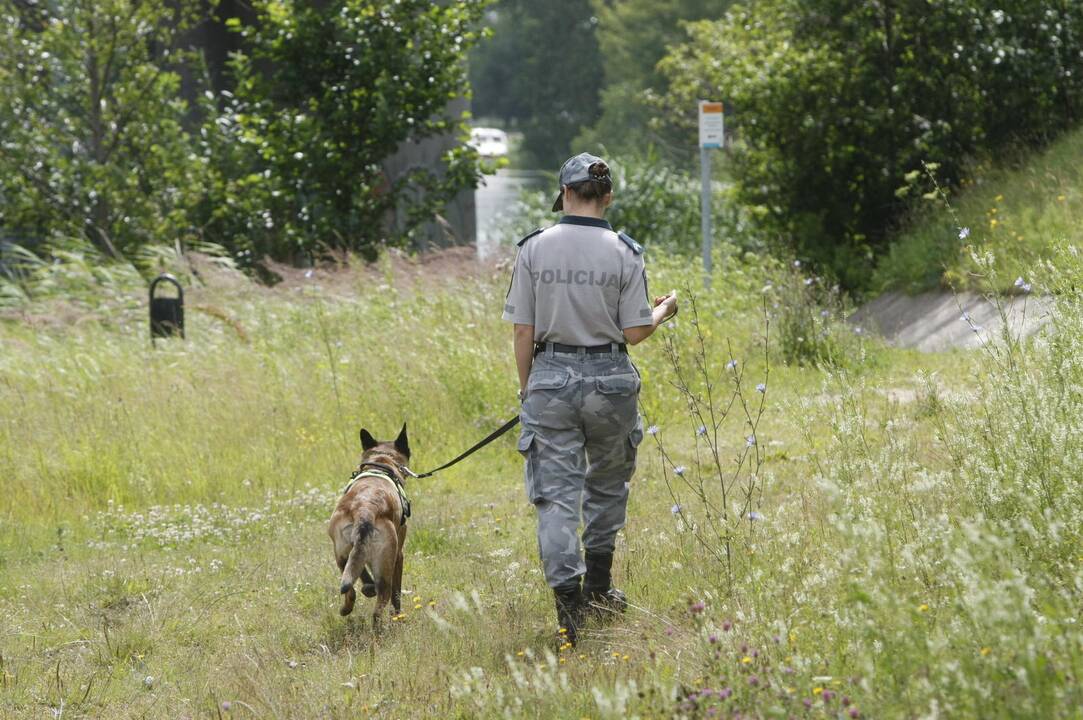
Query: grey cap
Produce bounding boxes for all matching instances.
[552,152,611,212]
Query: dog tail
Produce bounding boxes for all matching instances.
[340,513,375,594]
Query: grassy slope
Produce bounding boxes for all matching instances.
[1,247,1080,718]
[873,125,1083,294]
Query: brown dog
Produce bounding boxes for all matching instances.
[328,423,411,631]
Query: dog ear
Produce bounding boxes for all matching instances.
[394,422,410,458]
[360,428,378,451]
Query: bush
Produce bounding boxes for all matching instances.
[0,0,213,259]
[658,0,1083,288]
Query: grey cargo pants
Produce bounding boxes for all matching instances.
[517,346,645,588]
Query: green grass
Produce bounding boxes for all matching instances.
[2,245,1082,718]
[874,125,1083,294]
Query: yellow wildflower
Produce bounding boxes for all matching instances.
[980,647,991,656]
[1058,194,1067,202]
[622,655,630,662]
[813,687,824,696]
[995,194,1004,202]
[516,651,525,657]
[413,596,421,603]
[741,656,752,664]
[919,604,929,612]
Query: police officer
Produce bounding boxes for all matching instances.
[502,152,678,644]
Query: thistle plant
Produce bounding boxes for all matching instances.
[646,289,769,590]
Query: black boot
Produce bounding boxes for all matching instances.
[553,580,584,646]
[583,550,627,616]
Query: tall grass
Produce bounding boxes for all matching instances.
[875,127,1083,294]
[2,240,1081,718]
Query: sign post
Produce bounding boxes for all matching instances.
[699,100,723,289]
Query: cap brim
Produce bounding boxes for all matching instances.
[552,191,563,212]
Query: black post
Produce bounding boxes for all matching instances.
[149,274,185,340]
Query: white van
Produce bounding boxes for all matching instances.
[469,127,509,158]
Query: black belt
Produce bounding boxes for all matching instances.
[535,342,627,355]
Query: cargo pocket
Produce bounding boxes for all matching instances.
[518,429,542,503]
[595,373,640,396]
[526,369,569,395]
[628,417,644,449]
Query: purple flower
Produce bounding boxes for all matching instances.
[849,709,860,719]
[748,511,763,521]
[222,701,232,712]
[745,435,756,447]
[690,601,705,614]
[726,359,738,371]
[823,689,836,703]
[719,687,733,700]
[755,383,766,393]
[748,675,760,687]
[646,424,659,436]
[674,466,687,477]
[670,503,682,515]
[803,699,812,710]
[842,696,852,707]
[722,620,732,632]
[708,634,718,644]
[696,425,707,436]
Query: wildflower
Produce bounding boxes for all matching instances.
[748,675,760,687]
[516,650,525,657]
[719,687,733,699]
[1058,194,1067,202]
[428,600,436,607]
[690,600,705,614]
[813,687,824,696]
[741,656,752,664]
[755,383,766,393]
[414,603,422,609]
[793,259,801,268]
[413,595,421,603]
[722,620,732,632]
[980,647,991,656]
[958,227,970,240]
[990,218,999,229]
[222,701,232,712]
[849,709,860,719]
[823,689,835,702]
[746,435,756,447]
[671,504,682,515]
[696,425,707,436]
[646,424,659,436]
[842,696,851,706]
[612,651,620,658]
[748,511,763,521]
[726,359,738,371]
[820,309,830,318]
[622,655,630,662]
[708,634,718,644]
[995,194,1004,202]
[143,676,155,689]
[803,699,812,710]
[918,603,929,613]
[803,277,814,286]
[558,627,567,635]
[674,466,687,477]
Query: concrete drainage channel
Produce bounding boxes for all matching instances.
[850,291,1054,352]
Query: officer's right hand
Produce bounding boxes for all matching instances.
[654,290,678,319]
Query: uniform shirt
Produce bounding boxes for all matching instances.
[501,215,653,346]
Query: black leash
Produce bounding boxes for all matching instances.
[404,415,520,479]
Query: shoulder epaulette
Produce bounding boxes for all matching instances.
[517,227,544,247]
[618,231,644,255]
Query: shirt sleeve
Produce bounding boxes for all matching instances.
[618,253,654,329]
[501,247,535,324]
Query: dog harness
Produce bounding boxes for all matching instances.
[342,462,411,526]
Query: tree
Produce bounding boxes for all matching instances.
[659,0,1083,288]
[0,0,213,259]
[209,0,489,260]
[469,0,603,167]
[576,0,723,159]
